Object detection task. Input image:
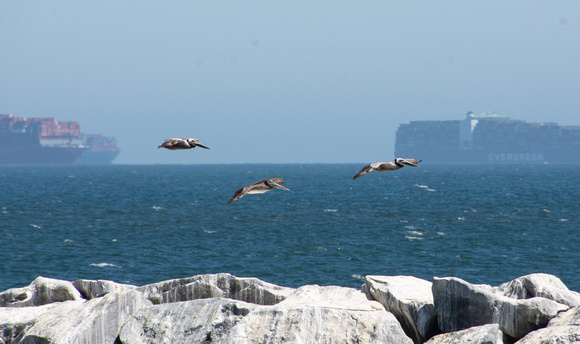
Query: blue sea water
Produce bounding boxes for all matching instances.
[1,164,579,292]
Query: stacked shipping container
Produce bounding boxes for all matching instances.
[0,113,119,164]
[395,112,580,163]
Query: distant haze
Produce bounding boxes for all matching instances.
[1,1,578,164]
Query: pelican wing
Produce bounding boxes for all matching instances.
[157,139,174,149]
[226,186,251,205]
[158,138,187,149]
[353,164,374,180]
[171,139,193,149]
[226,178,289,205]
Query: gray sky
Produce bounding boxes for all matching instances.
[1,1,579,164]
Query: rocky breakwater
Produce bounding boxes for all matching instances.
[0,273,578,343]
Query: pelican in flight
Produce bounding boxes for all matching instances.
[353,158,421,180]
[226,178,289,205]
[157,138,210,150]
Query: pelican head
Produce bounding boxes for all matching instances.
[266,179,290,191]
[187,139,210,149]
[396,158,421,167]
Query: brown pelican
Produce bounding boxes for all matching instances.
[226,178,289,205]
[157,138,210,150]
[353,158,421,180]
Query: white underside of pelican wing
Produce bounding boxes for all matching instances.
[246,189,269,194]
[370,162,386,169]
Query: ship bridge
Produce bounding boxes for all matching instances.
[460,112,511,150]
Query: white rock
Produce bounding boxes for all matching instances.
[137,272,294,305]
[433,276,569,340]
[500,273,580,308]
[0,276,83,307]
[362,275,439,343]
[0,302,61,343]
[117,298,257,344]
[224,285,413,344]
[498,296,569,339]
[425,324,506,344]
[433,277,499,332]
[516,306,580,343]
[2,273,578,343]
[73,278,137,299]
[17,289,152,344]
[118,285,411,344]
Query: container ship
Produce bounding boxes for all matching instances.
[0,113,120,165]
[75,134,120,165]
[395,112,580,163]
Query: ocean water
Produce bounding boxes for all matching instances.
[1,164,579,292]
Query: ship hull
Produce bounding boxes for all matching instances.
[75,150,120,165]
[395,149,580,164]
[0,146,87,165]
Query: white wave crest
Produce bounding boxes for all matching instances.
[414,184,435,192]
[405,236,424,241]
[90,263,122,268]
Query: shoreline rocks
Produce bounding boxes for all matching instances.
[362,275,439,343]
[1,273,579,343]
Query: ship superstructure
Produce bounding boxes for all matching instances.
[395,112,580,163]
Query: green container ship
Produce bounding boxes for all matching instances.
[395,112,580,163]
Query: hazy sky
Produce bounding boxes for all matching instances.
[1,1,579,164]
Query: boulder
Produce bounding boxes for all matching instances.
[498,296,569,340]
[425,324,506,344]
[516,306,580,343]
[279,284,385,310]
[2,273,578,343]
[73,278,137,300]
[137,272,294,305]
[16,289,152,344]
[433,277,499,332]
[0,276,83,307]
[433,276,569,340]
[223,285,414,344]
[362,275,439,343]
[117,298,258,344]
[119,284,412,344]
[0,302,61,343]
[499,273,580,308]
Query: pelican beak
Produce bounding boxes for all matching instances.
[271,182,290,191]
[400,159,419,167]
[196,143,211,149]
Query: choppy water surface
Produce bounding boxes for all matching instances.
[1,164,579,292]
